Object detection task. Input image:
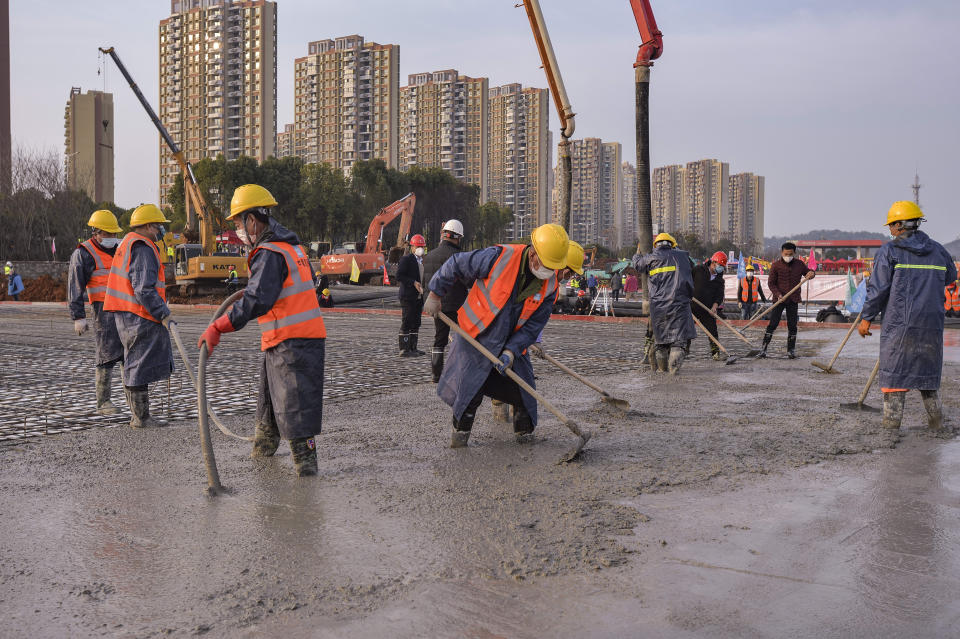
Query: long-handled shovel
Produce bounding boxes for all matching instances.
[437,312,591,462]
[537,349,630,411]
[840,358,881,412]
[812,311,862,374]
[691,314,740,365]
[692,298,762,357]
[738,278,808,334]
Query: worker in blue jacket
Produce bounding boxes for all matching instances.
[6,264,24,300]
[859,201,957,431]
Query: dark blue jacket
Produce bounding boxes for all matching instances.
[429,245,553,424]
[862,230,957,389]
[633,247,697,345]
[7,272,23,297]
[396,253,422,302]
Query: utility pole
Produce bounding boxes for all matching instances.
[911,173,922,208]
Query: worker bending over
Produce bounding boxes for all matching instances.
[199,185,327,477]
[692,251,727,361]
[68,209,125,415]
[421,219,467,382]
[859,201,956,431]
[633,233,697,374]
[423,223,568,447]
[103,204,174,428]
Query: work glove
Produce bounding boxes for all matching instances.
[198,314,235,356]
[495,349,515,375]
[422,292,442,318]
[73,318,88,336]
[528,343,545,359]
[161,315,175,330]
[858,319,872,338]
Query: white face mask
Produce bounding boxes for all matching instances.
[782,255,794,263]
[99,237,119,249]
[532,264,555,280]
[746,273,754,279]
[236,228,253,247]
[414,247,424,257]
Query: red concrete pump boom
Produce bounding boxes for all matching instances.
[630,0,664,67]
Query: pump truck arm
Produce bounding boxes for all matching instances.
[629,0,663,67]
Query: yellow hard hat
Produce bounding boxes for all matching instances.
[87,209,122,233]
[653,232,677,247]
[321,288,330,296]
[229,184,278,220]
[565,240,585,275]
[884,201,924,226]
[129,203,171,227]
[530,223,569,270]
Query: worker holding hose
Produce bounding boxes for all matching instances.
[632,233,697,374]
[423,223,568,447]
[68,209,125,415]
[103,204,175,429]
[858,201,956,431]
[198,185,326,477]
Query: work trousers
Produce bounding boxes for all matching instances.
[740,302,757,320]
[612,288,621,301]
[692,303,720,353]
[433,311,457,349]
[464,369,531,432]
[399,297,423,335]
[766,300,799,336]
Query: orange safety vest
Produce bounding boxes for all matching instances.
[947,283,960,312]
[459,244,558,338]
[740,277,761,303]
[103,232,167,323]
[249,242,327,350]
[78,239,113,303]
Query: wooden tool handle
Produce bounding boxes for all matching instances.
[741,278,807,332]
[691,313,728,354]
[826,311,862,369]
[692,297,755,348]
[858,359,880,405]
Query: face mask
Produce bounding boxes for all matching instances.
[746,273,754,279]
[99,237,119,249]
[236,228,253,247]
[783,255,794,263]
[715,265,725,274]
[532,264,555,280]
[414,247,424,257]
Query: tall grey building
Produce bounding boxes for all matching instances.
[652,164,685,236]
[556,138,622,248]
[64,88,114,203]
[729,172,765,254]
[621,161,638,247]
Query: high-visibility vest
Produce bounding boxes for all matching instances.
[740,277,761,303]
[947,283,960,312]
[458,244,557,339]
[78,239,113,303]
[3,265,10,275]
[103,232,167,323]
[249,241,327,351]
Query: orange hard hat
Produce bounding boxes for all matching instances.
[710,251,728,266]
[410,234,426,247]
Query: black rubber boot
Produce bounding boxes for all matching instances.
[882,391,906,430]
[920,390,944,429]
[409,333,425,356]
[251,416,281,457]
[398,334,408,356]
[290,437,318,477]
[430,348,445,383]
[127,387,164,429]
[787,333,797,359]
[759,331,773,358]
[450,411,475,448]
[513,406,535,443]
[95,366,119,416]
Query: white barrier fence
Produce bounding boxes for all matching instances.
[724,274,858,303]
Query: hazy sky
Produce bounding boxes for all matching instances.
[10,0,960,240]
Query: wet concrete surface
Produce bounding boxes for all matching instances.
[0,305,958,637]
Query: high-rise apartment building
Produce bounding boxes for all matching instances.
[64,87,114,203]
[729,172,765,254]
[621,161,638,247]
[487,83,550,241]
[293,35,399,171]
[559,138,623,248]
[399,70,488,199]
[599,142,623,249]
[275,123,294,158]
[158,0,277,205]
[652,164,684,236]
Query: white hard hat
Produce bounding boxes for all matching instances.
[442,219,464,236]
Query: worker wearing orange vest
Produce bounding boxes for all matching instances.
[68,209,125,416]
[198,185,327,477]
[103,204,175,429]
[423,223,568,448]
[945,281,960,318]
[737,263,767,320]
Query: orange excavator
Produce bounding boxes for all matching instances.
[319,192,416,284]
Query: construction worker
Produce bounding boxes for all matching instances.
[945,280,959,318]
[633,233,697,374]
[318,288,334,308]
[198,185,326,477]
[421,219,467,382]
[397,233,427,357]
[67,209,125,415]
[422,223,567,447]
[738,264,767,319]
[6,263,23,300]
[225,264,240,293]
[761,242,815,359]
[858,201,957,431]
[166,244,175,263]
[103,204,174,429]
[3,261,11,276]
[530,240,585,360]
[692,251,727,361]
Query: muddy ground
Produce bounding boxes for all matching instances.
[0,306,958,638]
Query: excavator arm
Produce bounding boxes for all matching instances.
[363,192,416,254]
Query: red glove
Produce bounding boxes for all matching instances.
[198,314,235,355]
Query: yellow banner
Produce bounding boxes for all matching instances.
[350,256,361,283]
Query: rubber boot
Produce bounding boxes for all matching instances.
[668,345,685,375]
[787,333,797,359]
[430,348,444,383]
[882,391,906,430]
[409,333,425,356]
[513,405,535,444]
[251,417,281,457]
[95,367,119,416]
[290,437,318,477]
[127,387,164,429]
[920,390,944,429]
[654,346,669,373]
[710,343,724,361]
[491,399,512,423]
[759,331,773,359]
[450,411,475,448]
[399,334,411,356]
